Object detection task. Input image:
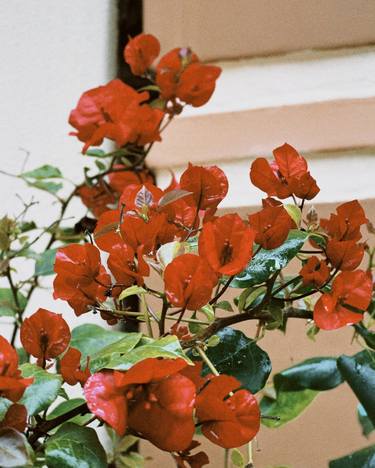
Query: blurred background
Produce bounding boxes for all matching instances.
[1,1,375,467]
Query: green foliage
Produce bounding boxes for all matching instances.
[329,445,375,468]
[197,327,271,394]
[0,398,12,421]
[45,423,107,468]
[47,398,92,428]
[260,357,343,428]
[20,165,63,194]
[231,448,245,467]
[354,323,375,350]
[70,324,125,363]
[34,248,58,276]
[0,428,35,467]
[229,230,309,288]
[0,288,27,317]
[99,335,192,372]
[337,350,375,425]
[20,364,62,415]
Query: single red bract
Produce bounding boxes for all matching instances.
[124,33,160,76]
[20,308,71,366]
[196,375,260,448]
[199,214,255,275]
[164,254,218,310]
[299,256,330,287]
[60,347,90,386]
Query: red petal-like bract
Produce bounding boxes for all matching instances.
[199,214,255,275]
[300,256,330,287]
[180,163,228,212]
[94,209,122,253]
[0,404,27,432]
[320,200,368,242]
[177,62,221,107]
[196,375,260,448]
[84,371,128,436]
[0,335,19,377]
[249,206,294,250]
[77,181,116,218]
[20,308,70,364]
[60,347,90,386]
[124,33,160,76]
[273,143,307,179]
[326,240,364,271]
[164,254,218,310]
[314,270,372,330]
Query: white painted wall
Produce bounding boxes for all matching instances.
[0,1,118,337]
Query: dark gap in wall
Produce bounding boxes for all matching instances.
[116,0,144,334]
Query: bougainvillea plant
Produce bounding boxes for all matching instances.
[0,33,374,468]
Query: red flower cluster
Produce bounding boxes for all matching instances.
[84,359,260,452]
[124,33,221,108]
[53,243,111,316]
[0,335,33,402]
[300,256,330,288]
[321,200,367,271]
[314,270,372,330]
[250,143,319,201]
[69,79,164,154]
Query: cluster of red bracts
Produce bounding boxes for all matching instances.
[249,145,372,331]
[0,335,33,432]
[69,33,221,155]
[83,358,260,452]
[0,308,260,452]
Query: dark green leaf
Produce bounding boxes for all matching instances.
[34,248,57,276]
[18,221,37,233]
[358,404,374,438]
[16,347,28,365]
[21,165,62,179]
[0,288,27,317]
[20,363,62,415]
[273,357,343,392]
[354,323,375,350]
[197,327,271,394]
[260,389,318,428]
[329,445,375,468]
[337,350,375,425]
[94,160,107,171]
[70,324,125,363]
[45,422,107,468]
[0,428,35,467]
[229,230,309,288]
[215,300,234,312]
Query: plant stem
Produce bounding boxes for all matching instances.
[194,345,220,376]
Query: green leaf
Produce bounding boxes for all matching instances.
[70,324,126,363]
[95,160,107,171]
[19,221,37,233]
[260,357,343,428]
[0,288,27,317]
[273,357,343,392]
[337,350,375,425]
[0,398,12,421]
[118,285,147,302]
[0,428,35,467]
[47,398,92,429]
[89,333,143,373]
[198,327,271,394]
[85,148,106,158]
[21,165,62,179]
[103,335,192,371]
[231,448,245,467]
[260,388,318,428]
[34,248,57,276]
[215,300,234,312]
[358,404,374,438]
[354,323,375,350]
[26,180,63,194]
[16,347,28,365]
[229,230,308,288]
[284,204,302,227]
[20,363,62,415]
[45,422,107,468]
[329,445,375,468]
